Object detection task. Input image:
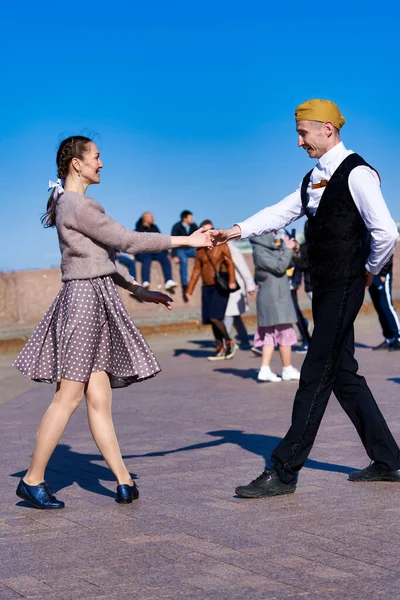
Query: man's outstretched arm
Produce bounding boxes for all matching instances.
[212,189,304,245]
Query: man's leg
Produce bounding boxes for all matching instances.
[369,276,393,341]
[177,248,196,286]
[333,328,400,471]
[138,254,152,285]
[155,252,173,283]
[116,254,136,280]
[235,278,368,498]
[271,277,367,484]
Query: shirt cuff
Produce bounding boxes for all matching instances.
[234,222,248,239]
[365,263,380,276]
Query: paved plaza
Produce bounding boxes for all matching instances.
[1,316,400,600]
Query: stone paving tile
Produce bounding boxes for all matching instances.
[0,576,53,596]
[0,583,23,599]
[1,318,400,598]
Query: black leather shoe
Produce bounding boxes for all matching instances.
[116,482,139,503]
[389,339,400,351]
[372,340,393,351]
[16,479,65,509]
[235,468,296,498]
[349,463,400,482]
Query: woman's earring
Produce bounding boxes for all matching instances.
[78,171,81,177]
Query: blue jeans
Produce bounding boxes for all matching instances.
[115,254,136,279]
[175,247,196,286]
[136,252,172,283]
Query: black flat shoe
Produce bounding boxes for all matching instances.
[349,463,400,482]
[235,468,296,498]
[16,479,64,509]
[116,483,139,503]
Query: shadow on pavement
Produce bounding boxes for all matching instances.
[133,429,356,475]
[173,348,213,358]
[10,443,137,501]
[354,342,373,349]
[213,367,258,380]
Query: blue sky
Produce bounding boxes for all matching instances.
[1,1,399,271]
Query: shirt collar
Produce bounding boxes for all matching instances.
[317,141,346,170]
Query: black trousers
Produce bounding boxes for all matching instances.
[291,289,311,345]
[272,276,400,484]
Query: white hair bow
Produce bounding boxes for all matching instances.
[48,178,64,201]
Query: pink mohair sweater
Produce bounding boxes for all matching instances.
[55,191,171,282]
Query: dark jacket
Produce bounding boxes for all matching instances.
[134,219,167,258]
[171,221,198,256]
[135,219,161,234]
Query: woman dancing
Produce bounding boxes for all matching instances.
[13,135,212,509]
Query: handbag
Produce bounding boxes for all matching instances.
[207,253,240,295]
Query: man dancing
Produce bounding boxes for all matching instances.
[213,99,400,497]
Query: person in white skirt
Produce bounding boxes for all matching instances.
[223,240,256,349]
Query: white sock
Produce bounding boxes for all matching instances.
[282,365,292,373]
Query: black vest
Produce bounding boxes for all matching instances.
[301,153,372,284]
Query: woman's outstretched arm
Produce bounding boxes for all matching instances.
[72,196,212,254]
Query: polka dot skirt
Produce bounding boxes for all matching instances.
[13,276,161,388]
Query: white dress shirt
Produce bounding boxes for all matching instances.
[237,142,398,275]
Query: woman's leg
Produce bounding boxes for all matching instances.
[209,318,232,342]
[261,345,274,367]
[85,371,132,486]
[24,379,85,485]
[279,345,292,368]
[211,322,224,345]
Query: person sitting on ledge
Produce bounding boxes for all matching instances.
[135,212,178,292]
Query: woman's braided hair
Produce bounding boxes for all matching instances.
[41,135,92,228]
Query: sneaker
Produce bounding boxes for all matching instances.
[373,340,393,351]
[281,366,301,381]
[207,346,226,361]
[295,344,308,354]
[182,284,189,303]
[258,366,282,382]
[165,279,177,293]
[251,347,263,356]
[225,341,237,360]
[389,339,400,351]
[235,468,296,498]
[142,281,150,289]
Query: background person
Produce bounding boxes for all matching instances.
[369,256,400,351]
[186,220,238,360]
[114,249,137,280]
[251,233,301,382]
[171,210,198,300]
[135,212,178,292]
[224,240,256,349]
[13,136,212,509]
